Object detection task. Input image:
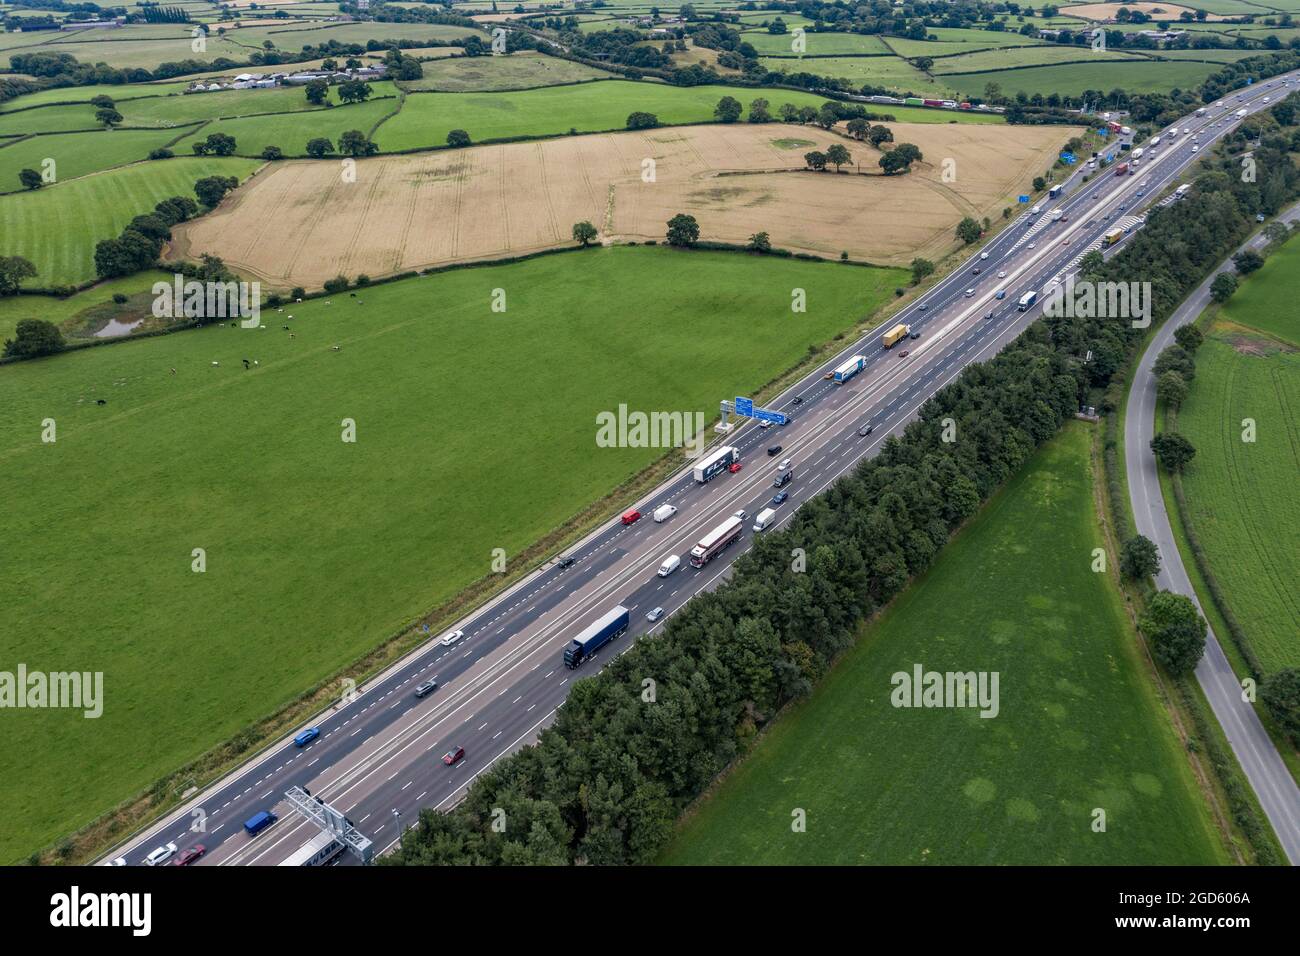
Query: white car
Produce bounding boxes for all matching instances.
[758,419,772,428]
[646,607,664,622]
[441,629,465,647]
[964,288,975,297]
[733,509,747,521]
[145,843,177,866]
[979,252,990,260]
[996,270,1006,278]
[1027,242,1037,249]
[1192,145,1200,152]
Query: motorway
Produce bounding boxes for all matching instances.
[102,72,1300,866]
[1126,202,1300,864]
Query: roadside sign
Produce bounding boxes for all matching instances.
[734,396,754,417]
[1060,152,1076,164]
[734,396,787,426]
[1018,195,1030,203]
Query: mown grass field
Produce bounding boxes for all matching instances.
[0,245,907,862]
[397,51,614,91]
[1174,243,1300,674]
[0,156,262,286]
[742,32,893,56]
[0,270,166,342]
[0,129,184,191]
[174,97,400,157]
[944,58,1230,98]
[661,424,1228,865]
[375,81,985,150]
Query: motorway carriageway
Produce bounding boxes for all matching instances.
[103,73,1299,866]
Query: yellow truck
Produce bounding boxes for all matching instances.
[1104,227,1125,246]
[882,323,910,349]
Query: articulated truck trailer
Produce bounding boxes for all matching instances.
[881,323,910,349]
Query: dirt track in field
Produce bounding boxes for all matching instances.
[169,122,1077,288]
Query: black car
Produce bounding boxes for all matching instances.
[556,555,575,569]
[917,304,929,312]
[791,396,804,405]
[414,680,438,699]
[772,490,789,505]
[909,331,921,340]
[972,267,982,275]
[767,445,782,456]
[859,424,873,437]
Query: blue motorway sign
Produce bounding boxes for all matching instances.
[1060,152,1076,164]
[1018,195,1030,203]
[735,396,787,426]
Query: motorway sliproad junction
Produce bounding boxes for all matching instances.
[90,70,1300,871]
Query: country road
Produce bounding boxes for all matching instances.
[1124,203,1300,865]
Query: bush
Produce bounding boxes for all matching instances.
[323,275,349,294]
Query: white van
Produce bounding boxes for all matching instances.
[653,504,677,523]
[658,555,680,577]
[1031,204,1042,214]
[752,508,777,533]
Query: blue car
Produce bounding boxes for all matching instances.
[772,490,789,505]
[294,727,320,747]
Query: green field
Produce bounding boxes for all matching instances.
[0,246,907,862]
[0,128,187,192]
[661,424,1227,865]
[742,32,892,56]
[173,97,399,157]
[0,81,193,111]
[1174,241,1300,675]
[943,58,1230,98]
[761,54,951,97]
[396,51,615,91]
[0,156,262,286]
[931,46,1145,74]
[377,82,846,149]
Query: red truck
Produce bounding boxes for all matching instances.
[1115,162,1129,176]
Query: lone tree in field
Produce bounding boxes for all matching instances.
[714,95,742,123]
[1150,432,1196,472]
[337,80,372,104]
[748,98,771,123]
[3,318,63,359]
[803,150,827,171]
[627,111,659,130]
[339,130,378,157]
[192,132,237,157]
[747,231,771,253]
[0,255,37,296]
[955,217,982,245]
[18,168,42,190]
[572,221,598,246]
[446,129,471,148]
[1119,535,1160,580]
[867,124,893,146]
[666,213,700,247]
[1,317,63,358]
[826,143,851,172]
[96,107,123,128]
[306,137,334,158]
[1210,271,1237,302]
[305,79,329,105]
[1139,591,1206,676]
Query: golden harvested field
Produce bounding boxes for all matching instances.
[170,122,1076,288]
[1061,2,1229,20]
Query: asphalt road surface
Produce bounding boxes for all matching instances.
[1125,202,1300,864]
[101,73,1300,867]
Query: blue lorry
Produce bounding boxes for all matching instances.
[563,606,630,669]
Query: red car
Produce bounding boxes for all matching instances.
[899,350,910,358]
[172,845,206,866]
[442,746,465,766]
[728,462,743,474]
